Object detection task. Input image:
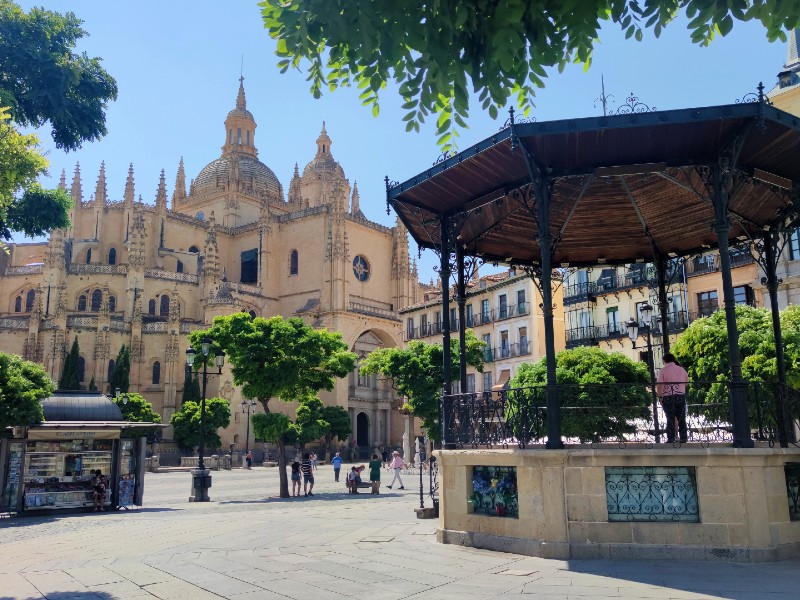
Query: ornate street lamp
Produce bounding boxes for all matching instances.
[625,303,662,443]
[185,337,225,502]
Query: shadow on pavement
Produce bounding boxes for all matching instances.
[219,491,413,504]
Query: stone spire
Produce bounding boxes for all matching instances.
[350,182,362,217]
[315,121,332,158]
[221,76,258,158]
[94,161,107,205]
[127,203,147,270]
[124,163,135,207]
[288,163,302,205]
[155,169,167,211]
[172,158,186,207]
[203,211,220,283]
[58,169,66,190]
[392,216,411,277]
[70,163,82,203]
[787,28,799,70]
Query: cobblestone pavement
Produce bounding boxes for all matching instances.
[1,465,798,599]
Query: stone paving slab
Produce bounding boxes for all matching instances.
[1,467,799,599]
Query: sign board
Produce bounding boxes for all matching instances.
[27,429,120,440]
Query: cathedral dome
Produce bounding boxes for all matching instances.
[193,153,283,199]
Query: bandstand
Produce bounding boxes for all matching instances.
[386,88,800,561]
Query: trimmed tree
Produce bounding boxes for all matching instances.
[0,352,53,429]
[109,345,131,394]
[112,392,162,441]
[59,337,81,390]
[359,329,485,443]
[509,346,650,443]
[170,397,231,453]
[260,1,799,149]
[190,313,356,498]
[181,366,201,404]
[320,404,351,458]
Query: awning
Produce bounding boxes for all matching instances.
[492,369,511,391]
[42,392,123,421]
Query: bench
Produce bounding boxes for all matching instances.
[345,480,372,492]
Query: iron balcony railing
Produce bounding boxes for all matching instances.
[441,381,797,448]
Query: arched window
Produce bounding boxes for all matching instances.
[108,248,116,265]
[160,294,170,316]
[86,248,92,264]
[78,295,87,311]
[25,289,35,312]
[108,360,115,384]
[152,361,161,385]
[77,357,85,383]
[176,260,184,273]
[14,295,22,312]
[189,245,200,253]
[91,289,102,312]
[148,299,156,315]
[108,296,116,312]
[289,250,298,275]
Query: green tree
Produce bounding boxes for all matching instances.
[509,346,650,443]
[0,1,117,242]
[359,330,485,443]
[59,337,81,390]
[181,367,201,404]
[260,0,799,149]
[113,392,162,441]
[191,313,356,498]
[320,404,351,457]
[170,397,231,453]
[109,345,131,394]
[0,1,118,151]
[0,352,53,429]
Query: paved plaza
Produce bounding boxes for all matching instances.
[1,464,798,599]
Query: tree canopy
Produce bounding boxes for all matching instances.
[0,1,118,151]
[191,313,356,497]
[170,397,231,452]
[509,346,650,442]
[672,304,800,387]
[359,330,485,442]
[320,404,351,454]
[0,351,53,429]
[113,392,162,441]
[260,0,799,149]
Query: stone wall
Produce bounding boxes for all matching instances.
[437,447,800,562]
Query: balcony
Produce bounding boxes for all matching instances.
[563,281,597,305]
[565,326,598,349]
[493,302,528,321]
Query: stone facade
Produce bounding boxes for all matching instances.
[0,78,424,451]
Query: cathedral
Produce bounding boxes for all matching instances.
[0,78,424,453]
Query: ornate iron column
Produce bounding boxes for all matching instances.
[761,226,793,446]
[440,214,454,448]
[654,255,671,355]
[711,161,754,448]
[456,244,468,388]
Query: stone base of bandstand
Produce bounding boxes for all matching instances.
[436,446,800,562]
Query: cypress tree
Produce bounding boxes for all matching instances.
[181,366,201,404]
[59,337,81,390]
[88,374,97,391]
[109,344,130,393]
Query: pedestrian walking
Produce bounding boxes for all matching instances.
[246,451,252,469]
[311,452,318,470]
[301,453,314,496]
[332,452,343,482]
[656,353,690,444]
[381,448,388,468]
[386,450,405,489]
[369,453,382,494]
[290,460,301,497]
[92,469,107,511]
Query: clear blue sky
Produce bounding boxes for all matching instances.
[16,1,792,282]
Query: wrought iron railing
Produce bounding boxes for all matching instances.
[441,381,797,448]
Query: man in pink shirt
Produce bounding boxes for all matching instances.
[656,353,689,444]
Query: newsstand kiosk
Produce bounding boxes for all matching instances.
[0,392,155,514]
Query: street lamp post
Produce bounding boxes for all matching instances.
[625,303,662,444]
[185,337,225,502]
[241,399,257,467]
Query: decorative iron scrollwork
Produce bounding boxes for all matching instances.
[433,151,453,165]
[613,93,656,114]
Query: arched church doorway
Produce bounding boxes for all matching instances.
[356,412,369,448]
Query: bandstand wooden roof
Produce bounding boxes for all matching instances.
[387,101,800,267]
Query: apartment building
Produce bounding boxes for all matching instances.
[400,269,565,392]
